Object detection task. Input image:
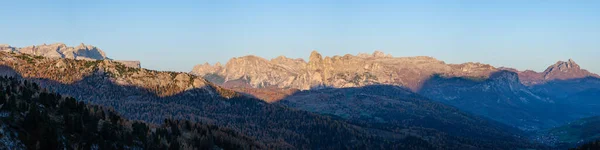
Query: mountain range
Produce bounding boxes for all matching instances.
[1,43,598,149]
[191,50,599,91]
[191,51,600,131]
[0,47,543,149]
[0,43,141,68]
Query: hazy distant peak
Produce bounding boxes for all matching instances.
[2,43,141,68]
[48,42,67,47]
[214,62,223,67]
[545,59,581,73]
[373,50,393,58]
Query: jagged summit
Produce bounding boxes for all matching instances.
[514,59,599,85]
[14,43,107,60]
[1,43,141,68]
[372,50,387,57]
[541,59,595,80]
[0,51,236,98]
[309,50,323,63]
[191,50,498,91]
[545,59,580,72]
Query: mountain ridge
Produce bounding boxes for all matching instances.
[0,51,236,98]
[0,43,141,68]
[190,51,600,132]
[191,51,599,92]
[0,75,264,149]
[0,50,447,149]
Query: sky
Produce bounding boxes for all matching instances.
[1,0,599,73]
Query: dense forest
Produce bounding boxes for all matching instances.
[0,76,264,149]
[571,140,600,150]
[34,73,431,149]
[280,85,542,148]
[0,53,440,149]
[0,53,546,149]
[0,68,437,149]
[537,116,600,148]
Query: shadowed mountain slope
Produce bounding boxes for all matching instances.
[279,85,543,149]
[541,116,600,148]
[0,76,264,149]
[419,71,600,130]
[0,52,442,149]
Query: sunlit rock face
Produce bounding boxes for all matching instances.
[191,50,499,91]
[0,43,142,68]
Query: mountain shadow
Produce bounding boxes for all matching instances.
[0,64,438,149]
[529,76,600,99]
[418,70,600,131]
[278,84,545,149]
[0,75,264,149]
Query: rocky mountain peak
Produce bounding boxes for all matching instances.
[2,43,141,68]
[309,50,323,63]
[191,62,223,76]
[546,59,581,72]
[516,59,599,85]
[540,59,595,80]
[50,42,67,47]
[372,50,392,58]
[0,52,236,98]
[227,55,270,68]
[0,44,15,52]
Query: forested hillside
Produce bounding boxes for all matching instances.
[280,85,543,149]
[0,76,263,149]
[0,52,436,149]
[570,140,600,150]
[535,116,600,148]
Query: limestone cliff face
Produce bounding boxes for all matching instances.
[191,51,499,91]
[15,43,107,60]
[0,43,141,68]
[192,50,599,91]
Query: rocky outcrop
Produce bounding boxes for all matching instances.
[516,59,599,85]
[0,44,15,52]
[0,52,236,98]
[191,50,499,91]
[542,59,596,80]
[15,43,107,60]
[0,43,141,68]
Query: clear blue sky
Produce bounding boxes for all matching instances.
[1,0,599,73]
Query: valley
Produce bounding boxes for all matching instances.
[0,44,597,149]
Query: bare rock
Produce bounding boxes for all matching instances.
[190,50,498,91]
[5,43,144,69]
[518,59,599,85]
